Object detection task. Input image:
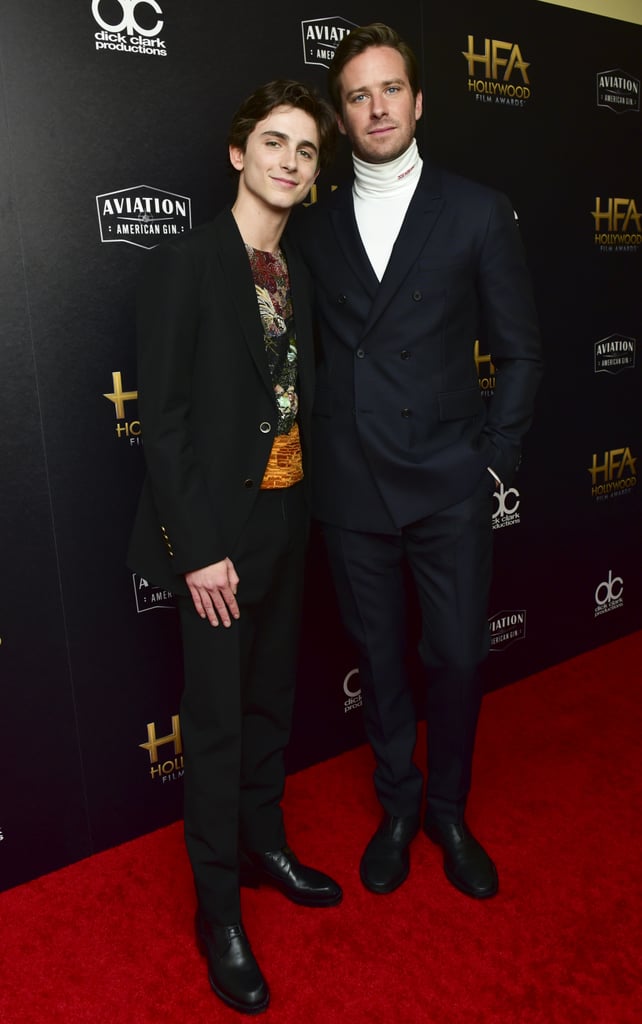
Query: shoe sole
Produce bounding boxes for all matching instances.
[424,831,499,899]
[443,860,499,899]
[359,862,410,895]
[208,973,270,1015]
[239,866,343,907]
[196,925,270,1014]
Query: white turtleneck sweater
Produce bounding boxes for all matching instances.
[352,138,422,281]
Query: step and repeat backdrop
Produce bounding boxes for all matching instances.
[1,0,640,889]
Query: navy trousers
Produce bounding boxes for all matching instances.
[323,476,494,824]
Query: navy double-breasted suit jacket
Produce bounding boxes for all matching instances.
[295,161,543,533]
[127,209,315,594]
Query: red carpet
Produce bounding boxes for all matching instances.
[2,632,641,1023]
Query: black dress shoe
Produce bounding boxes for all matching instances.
[240,845,342,907]
[195,911,269,1014]
[424,819,498,899]
[360,813,420,894]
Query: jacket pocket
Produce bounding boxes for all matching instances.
[438,386,484,422]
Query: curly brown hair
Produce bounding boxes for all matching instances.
[228,79,337,170]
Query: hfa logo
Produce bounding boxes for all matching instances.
[92,0,167,56]
[301,16,357,69]
[588,447,637,500]
[596,70,640,114]
[594,570,624,617]
[139,715,184,782]
[474,339,496,396]
[132,573,174,613]
[592,197,642,251]
[463,36,531,105]
[103,370,140,444]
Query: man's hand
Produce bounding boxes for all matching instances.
[185,558,240,627]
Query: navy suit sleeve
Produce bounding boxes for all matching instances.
[477,192,543,482]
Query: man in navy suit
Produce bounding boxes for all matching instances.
[297,24,543,900]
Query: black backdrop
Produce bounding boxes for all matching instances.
[2,0,640,890]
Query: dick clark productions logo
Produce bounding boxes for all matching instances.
[92,0,167,55]
[343,668,362,713]
[492,482,520,529]
[594,571,623,617]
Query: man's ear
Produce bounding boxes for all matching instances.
[229,144,244,171]
[415,90,423,121]
[336,114,347,137]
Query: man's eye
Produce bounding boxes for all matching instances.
[299,149,313,159]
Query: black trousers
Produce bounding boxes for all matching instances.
[177,482,306,925]
[323,476,493,824]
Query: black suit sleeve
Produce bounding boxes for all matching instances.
[136,243,225,574]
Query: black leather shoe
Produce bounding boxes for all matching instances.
[195,911,269,1014]
[240,846,342,907]
[360,813,420,894]
[424,819,498,899]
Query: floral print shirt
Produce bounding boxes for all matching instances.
[246,244,298,436]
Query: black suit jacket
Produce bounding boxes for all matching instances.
[295,161,543,533]
[127,208,315,594]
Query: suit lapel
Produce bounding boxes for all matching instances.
[363,163,444,337]
[281,235,313,424]
[216,209,274,398]
[330,187,379,298]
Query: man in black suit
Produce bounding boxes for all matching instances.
[296,25,543,901]
[128,81,339,1015]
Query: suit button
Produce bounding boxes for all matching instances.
[400,350,410,359]
[259,421,271,433]
[338,294,347,304]
[412,290,422,301]
[356,348,365,359]
[401,408,412,418]
[244,478,254,488]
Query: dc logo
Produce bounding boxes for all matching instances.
[492,482,520,519]
[595,570,623,606]
[343,668,361,698]
[92,0,163,36]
